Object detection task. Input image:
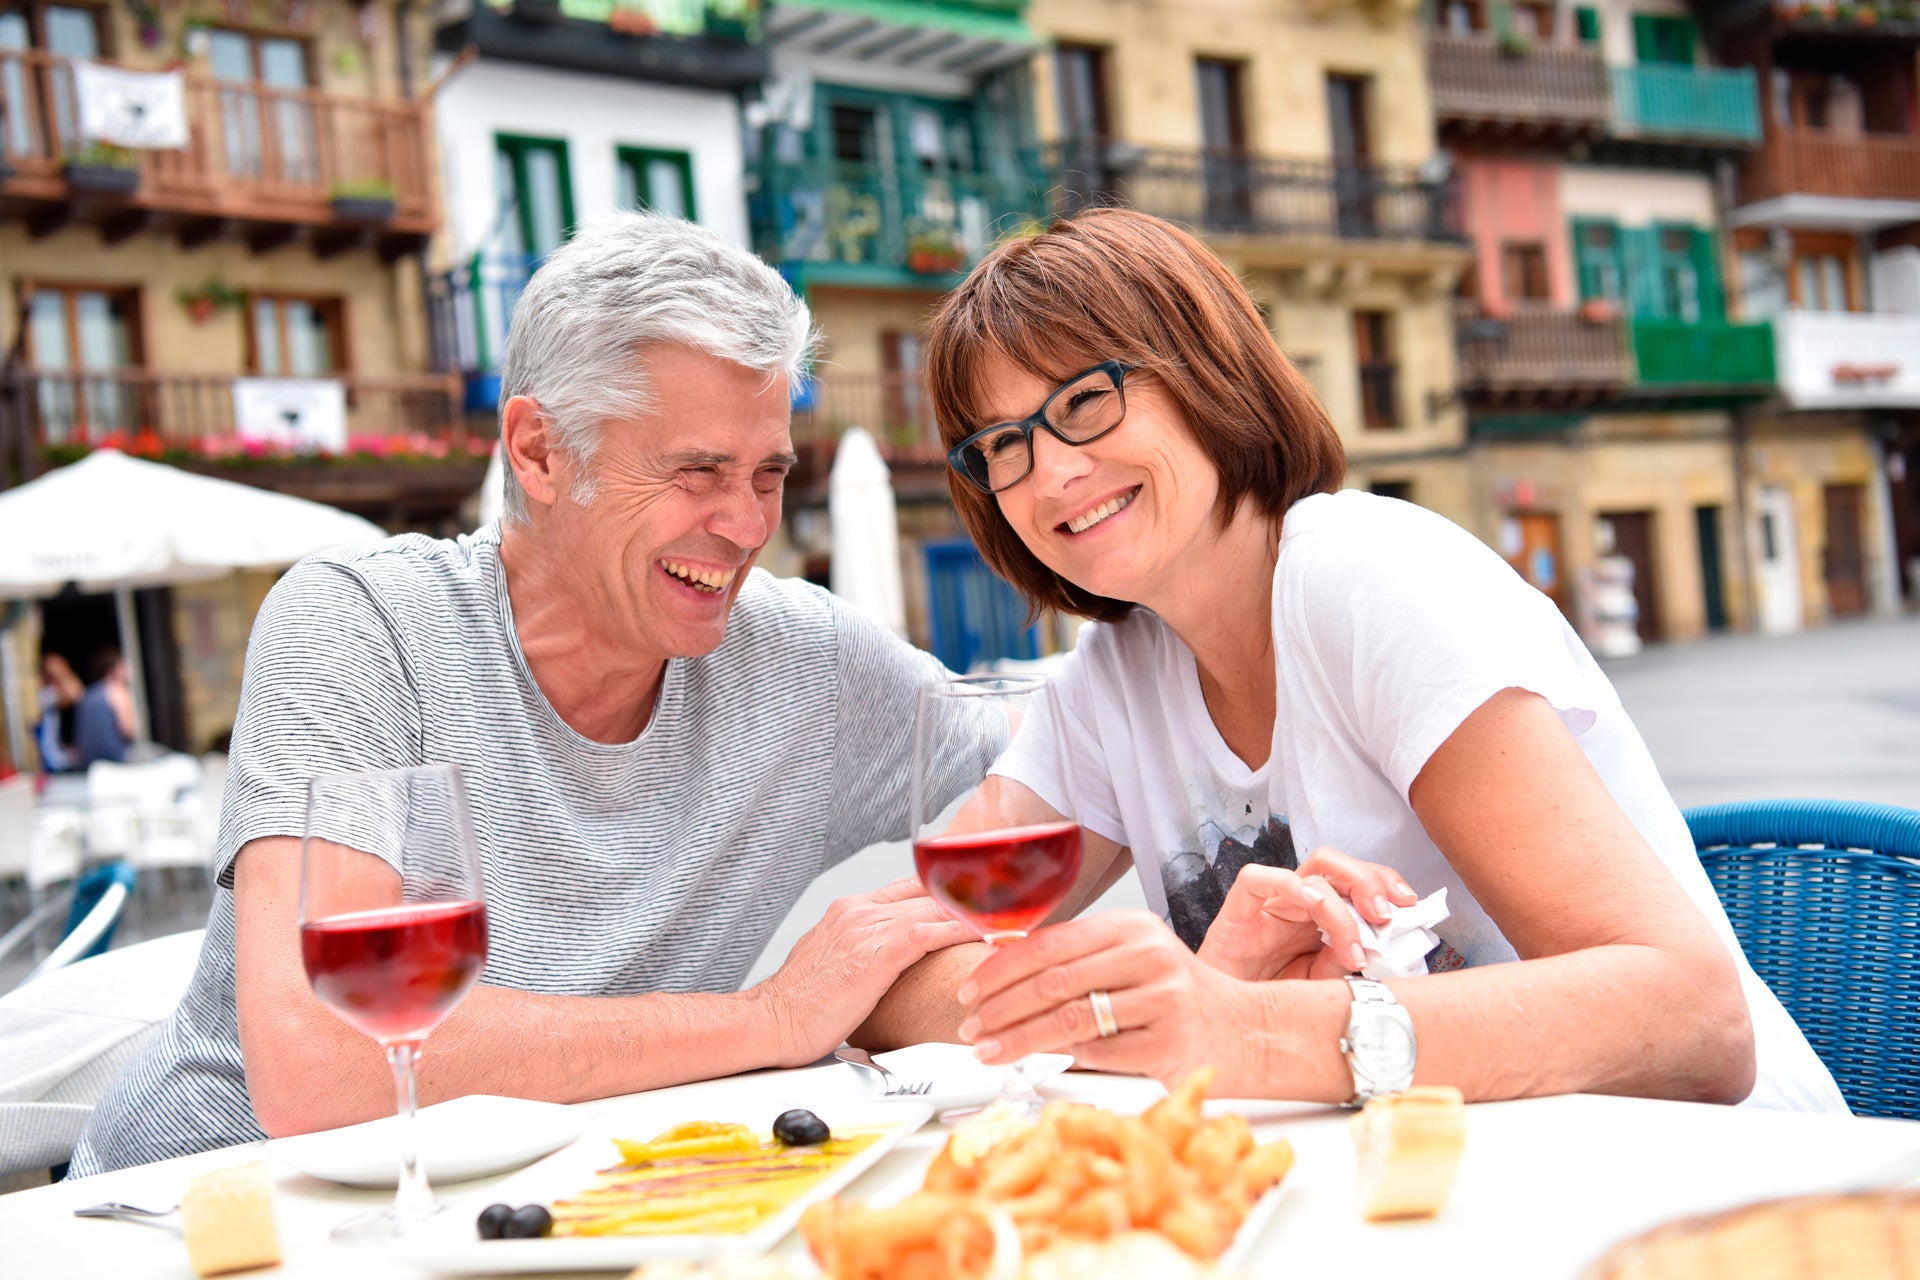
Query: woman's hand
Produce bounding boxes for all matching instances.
[1197,848,1419,982]
[958,911,1260,1089]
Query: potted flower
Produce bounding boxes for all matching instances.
[906,227,966,275]
[64,141,141,196]
[329,178,397,224]
[176,278,243,325]
[1578,296,1619,323]
[608,4,657,35]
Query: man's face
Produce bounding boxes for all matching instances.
[544,344,796,665]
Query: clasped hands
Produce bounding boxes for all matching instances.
[957,848,1417,1088]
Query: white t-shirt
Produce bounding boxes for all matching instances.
[1000,490,1845,1113]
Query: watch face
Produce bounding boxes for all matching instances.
[1352,1013,1416,1077]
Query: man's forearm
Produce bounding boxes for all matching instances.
[849,943,985,1051]
[245,978,788,1137]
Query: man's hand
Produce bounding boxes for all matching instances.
[753,879,976,1067]
[1197,848,1417,982]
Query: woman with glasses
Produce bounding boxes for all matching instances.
[909,208,1843,1113]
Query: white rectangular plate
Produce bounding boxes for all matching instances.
[387,1098,932,1275]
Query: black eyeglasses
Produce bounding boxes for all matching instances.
[947,360,1135,495]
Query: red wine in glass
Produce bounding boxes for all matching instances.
[913,820,1083,941]
[301,900,489,1044]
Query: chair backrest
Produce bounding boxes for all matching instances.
[0,776,34,880]
[22,862,138,984]
[1684,799,1920,1121]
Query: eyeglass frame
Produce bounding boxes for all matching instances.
[945,359,1137,496]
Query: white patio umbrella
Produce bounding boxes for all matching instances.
[0,449,386,745]
[828,428,907,639]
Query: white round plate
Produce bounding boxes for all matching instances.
[869,1042,1075,1112]
[265,1094,592,1188]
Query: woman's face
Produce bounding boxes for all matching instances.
[977,353,1222,609]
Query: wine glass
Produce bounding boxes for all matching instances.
[911,673,1083,1117]
[300,763,489,1244]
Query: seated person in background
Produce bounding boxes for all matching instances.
[69,212,1003,1176]
[865,209,1845,1115]
[72,647,136,768]
[35,652,84,773]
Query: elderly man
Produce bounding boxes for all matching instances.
[68,214,999,1174]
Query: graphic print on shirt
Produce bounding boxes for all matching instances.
[1164,813,1297,950]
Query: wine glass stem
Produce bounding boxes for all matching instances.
[386,1040,433,1222]
[984,932,1044,1108]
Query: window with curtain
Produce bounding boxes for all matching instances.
[22,282,140,440]
[1353,311,1399,430]
[616,147,695,221]
[1055,43,1113,141]
[1500,241,1551,301]
[206,27,315,184]
[1573,220,1625,302]
[495,134,574,260]
[249,296,342,377]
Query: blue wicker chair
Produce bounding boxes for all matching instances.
[1683,800,1920,1121]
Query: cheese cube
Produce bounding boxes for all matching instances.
[179,1162,282,1276]
[1351,1086,1467,1222]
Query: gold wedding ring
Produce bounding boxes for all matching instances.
[1089,988,1119,1039]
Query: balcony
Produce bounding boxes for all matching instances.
[1770,310,1920,410]
[1610,65,1761,146]
[788,371,952,497]
[749,157,1047,287]
[1742,126,1920,205]
[0,50,437,251]
[1455,303,1633,405]
[1048,143,1465,245]
[1631,319,1776,388]
[1427,33,1612,140]
[426,254,540,411]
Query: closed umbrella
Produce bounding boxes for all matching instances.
[0,449,385,744]
[828,428,907,639]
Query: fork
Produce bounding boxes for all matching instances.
[833,1046,933,1097]
[74,1202,179,1227]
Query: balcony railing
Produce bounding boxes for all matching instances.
[1771,310,1920,409]
[1049,142,1465,243]
[791,372,945,464]
[1744,126,1920,203]
[426,254,540,409]
[1610,65,1761,145]
[1455,304,1633,392]
[749,157,1047,276]
[1427,33,1612,132]
[0,369,464,451]
[1631,319,1775,386]
[0,49,437,231]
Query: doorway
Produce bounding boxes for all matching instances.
[1755,486,1803,634]
[39,587,187,755]
[1503,511,1567,612]
[1694,504,1729,632]
[1599,510,1662,644]
[1822,483,1867,618]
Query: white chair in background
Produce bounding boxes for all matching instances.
[0,779,82,961]
[0,778,34,918]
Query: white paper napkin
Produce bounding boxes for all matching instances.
[1324,887,1451,980]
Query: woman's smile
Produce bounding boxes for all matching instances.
[1060,485,1140,536]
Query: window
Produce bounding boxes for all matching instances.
[22,281,141,440]
[1511,2,1555,38]
[829,103,880,166]
[1326,74,1373,162]
[1631,13,1696,65]
[207,27,315,184]
[881,330,927,439]
[1500,241,1551,301]
[617,147,695,221]
[1440,0,1484,32]
[1,3,104,155]
[1796,254,1851,311]
[1737,250,1788,320]
[1195,58,1248,152]
[1656,227,1701,321]
[1574,220,1624,302]
[495,134,574,260]
[248,295,344,377]
[1353,311,1399,430]
[1371,479,1414,503]
[1574,6,1601,43]
[1055,43,1112,141]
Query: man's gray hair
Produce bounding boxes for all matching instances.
[497,212,817,523]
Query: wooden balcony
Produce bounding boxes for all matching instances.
[1741,125,1920,204]
[0,50,437,255]
[1455,303,1632,407]
[1427,33,1612,142]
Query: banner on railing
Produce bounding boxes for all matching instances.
[73,61,188,150]
[232,379,348,454]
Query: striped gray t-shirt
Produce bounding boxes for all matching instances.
[68,526,997,1175]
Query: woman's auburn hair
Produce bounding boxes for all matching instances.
[923,207,1346,623]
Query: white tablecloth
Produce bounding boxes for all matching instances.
[0,929,203,1175]
[1,1063,1916,1279]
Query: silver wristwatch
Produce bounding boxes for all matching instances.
[1340,976,1417,1107]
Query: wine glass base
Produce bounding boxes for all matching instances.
[328,1200,446,1245]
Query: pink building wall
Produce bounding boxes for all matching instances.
[1458,156,1576,310]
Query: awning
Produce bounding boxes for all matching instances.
[764,0,1038,75]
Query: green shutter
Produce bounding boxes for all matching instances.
[1633,13,1696,64]
[1690,227,1724,322]
[1571,217,1623,302]
[1575,6,1601,43]
[1622,226,1662,318]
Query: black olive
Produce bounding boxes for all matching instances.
[475,1202,513,1240]
[502,1203,553,1239]
[773,1108,831,1146]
